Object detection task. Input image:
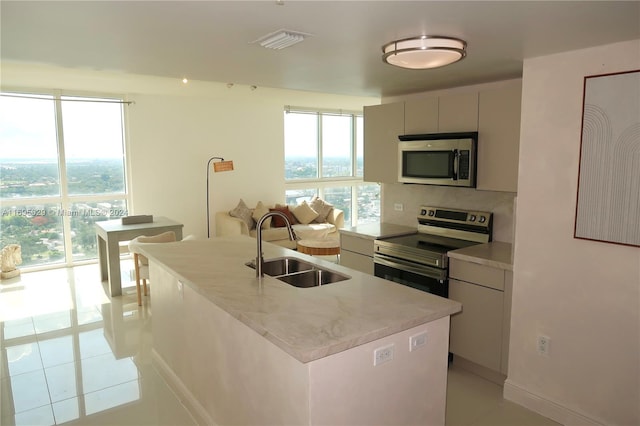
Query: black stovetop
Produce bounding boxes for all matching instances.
[379,232,480,254]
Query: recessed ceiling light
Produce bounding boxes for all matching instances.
[182,78,188,84]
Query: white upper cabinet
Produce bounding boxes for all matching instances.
[363,80,522,190]
[438,92,479,132]
[363,102,404,183]
[404,93,478,134]
[477,82,522,192]
[404,97,438,134]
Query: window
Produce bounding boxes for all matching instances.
[0,92,130,268]
[284,108,379,226]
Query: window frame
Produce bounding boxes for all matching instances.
[0,88,133,270]
[284,107,378,226]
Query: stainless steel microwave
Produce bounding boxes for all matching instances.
[398,132,478,187]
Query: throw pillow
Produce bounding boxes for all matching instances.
[229,199,255,230]
[292,200,319,225]
[310,196,334,223]
[252,201,271,229]
[269,205,296,228]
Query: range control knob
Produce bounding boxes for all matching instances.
[428,210,435,217]
[420,209,427,216]
[469,215,476,222]
[479,216,486,223]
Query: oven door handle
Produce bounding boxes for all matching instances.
[374,255,446,281]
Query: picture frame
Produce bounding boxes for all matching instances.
[574,69,640,247]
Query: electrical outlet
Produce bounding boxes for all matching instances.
[537,335,550,357]
[394,203,404,211]
[409,332,427,352]
[373,344,394,366]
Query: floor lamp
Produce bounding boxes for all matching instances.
[206,156,234,238]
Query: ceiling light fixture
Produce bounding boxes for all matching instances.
[382,36,467,70]
[254,29,309,50]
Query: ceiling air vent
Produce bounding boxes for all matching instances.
[253,29,310,50]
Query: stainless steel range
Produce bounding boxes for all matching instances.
[373,206,493,297]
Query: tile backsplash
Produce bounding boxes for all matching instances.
[381,183,516,243]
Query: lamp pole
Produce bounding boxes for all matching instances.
[206,156,234,238]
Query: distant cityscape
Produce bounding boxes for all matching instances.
[285,156,380,224]
[0,158,127,266]
[0,157,379,267]
[285,156,364,180]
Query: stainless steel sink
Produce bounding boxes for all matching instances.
[245,256,350,287]
[276,269,350,288]
[246,257,315,276]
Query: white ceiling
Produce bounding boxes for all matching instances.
[2,1,639,97]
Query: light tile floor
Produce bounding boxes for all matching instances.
[1,263,560,426]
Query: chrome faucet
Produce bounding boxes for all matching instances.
[256,211,297,277]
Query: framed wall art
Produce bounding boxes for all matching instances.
[574,69,640,247]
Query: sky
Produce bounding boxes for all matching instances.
[284,111,363,159]
[0,94,125,161]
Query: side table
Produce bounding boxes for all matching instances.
[95,216,183,297]
[297,239,341,261]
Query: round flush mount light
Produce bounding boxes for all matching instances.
[382,36,467,70]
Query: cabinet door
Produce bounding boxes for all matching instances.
[439,92,478,132]
[404,97,438,134]
[501,270,513,375]
[477,82,522,192]
[363,103,404,183]
[449,278,503,372]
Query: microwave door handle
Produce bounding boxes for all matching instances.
[452,149,459,180]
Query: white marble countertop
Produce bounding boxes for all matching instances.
[340,222,417,240]
[139,236,461,363]
[447,241,513,271]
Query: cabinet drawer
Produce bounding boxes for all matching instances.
[449,258,504,291]
[340,235,374,257]
[340,250,374,275]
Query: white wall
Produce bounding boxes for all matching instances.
[505,40,640,426]
[1,62,378,238]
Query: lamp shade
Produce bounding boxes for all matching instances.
[213,160,234,173]
[382,36,466,69]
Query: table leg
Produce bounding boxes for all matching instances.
[106,237,123,297]
[97,235,108,281]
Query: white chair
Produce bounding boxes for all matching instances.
[128,231,177,306]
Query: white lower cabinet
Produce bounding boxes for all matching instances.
[448,258,512,375]
[340,234,374,275]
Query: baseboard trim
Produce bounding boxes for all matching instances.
[504,379,603,426]
[451,355,506,386]
[152,349,216,426]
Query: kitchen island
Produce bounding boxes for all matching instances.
[139,236,461,425]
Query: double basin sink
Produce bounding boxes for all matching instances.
[246,256,350,288]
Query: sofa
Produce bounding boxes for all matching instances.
[215,198,344,249]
